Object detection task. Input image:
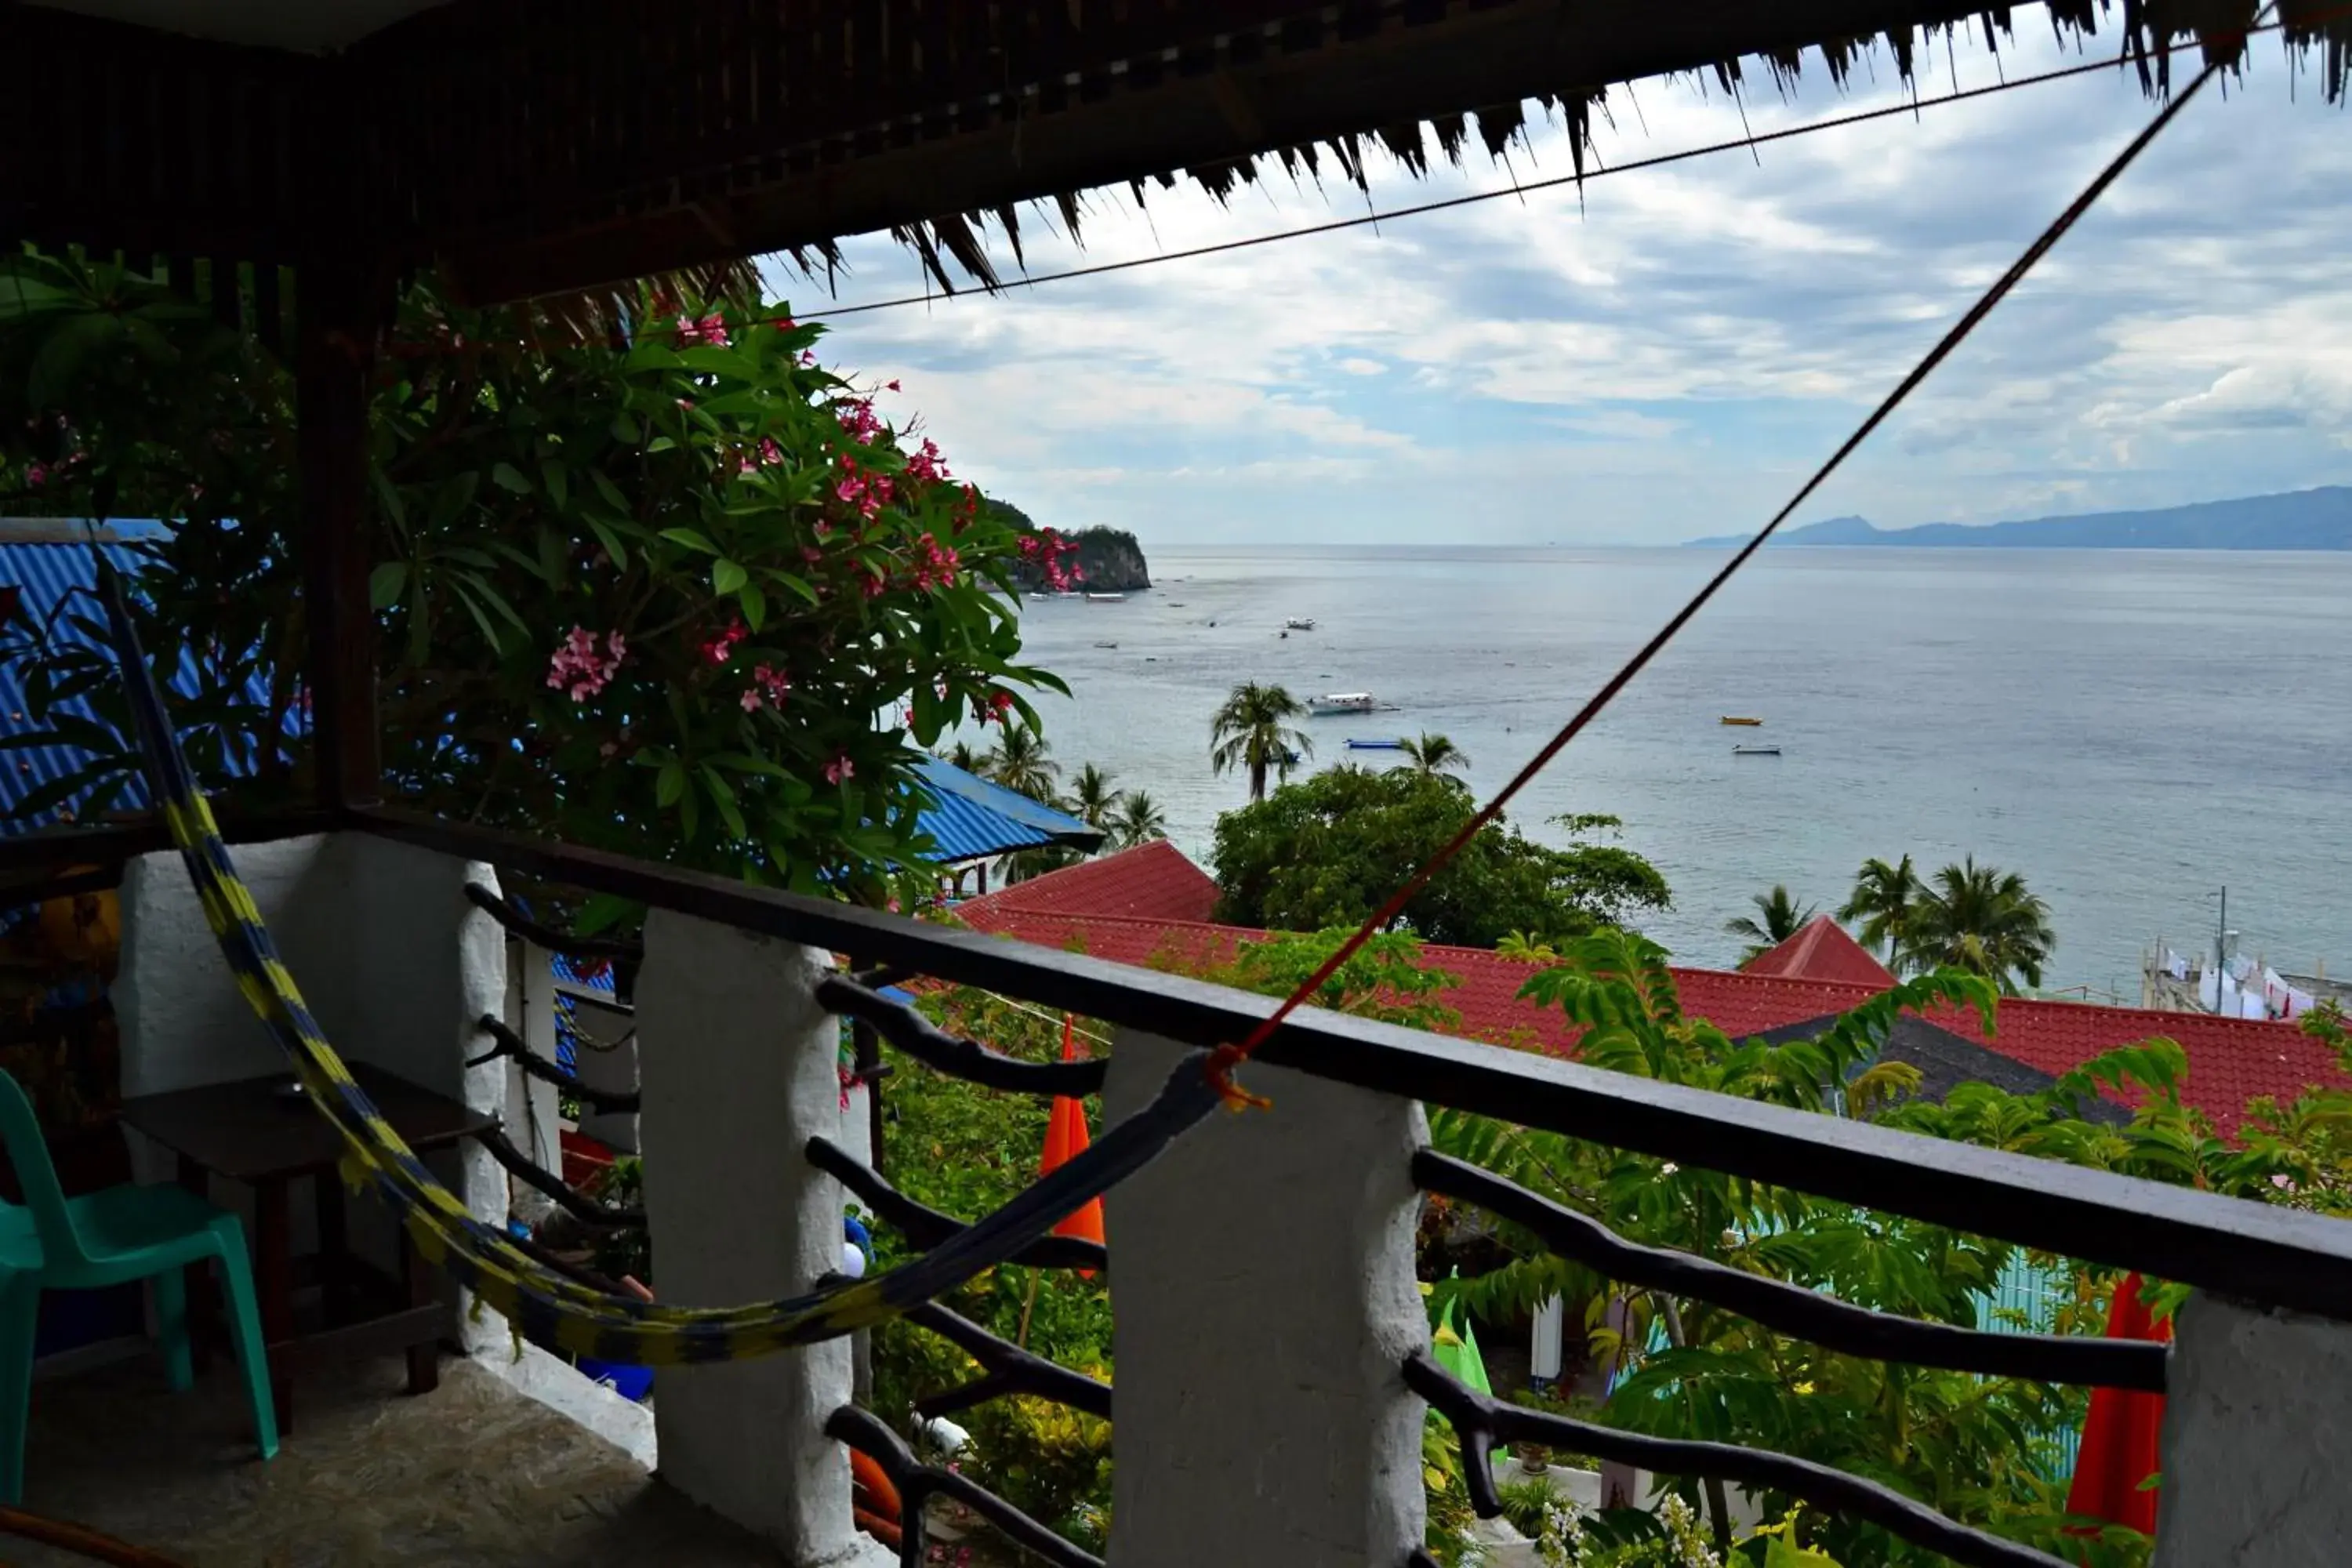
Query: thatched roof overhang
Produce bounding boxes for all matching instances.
[3,1,2347,310]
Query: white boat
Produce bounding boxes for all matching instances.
[1285,616,1317,630]
[1732,744,1781,757]
[1308,691,1379,717]
[1093,640,1119,649]
[1086,592,1125,602]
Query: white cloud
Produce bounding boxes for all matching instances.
[795,16,2352,543]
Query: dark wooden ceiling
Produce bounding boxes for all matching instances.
[0,0,2332,307]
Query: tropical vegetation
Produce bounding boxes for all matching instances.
[1836,855,2056,993]
[1209,681,1312,802]
[1210,766,1671,948]
[0,250,1069,911]
[1399,731,1472,778]
[1726,884,1817,964]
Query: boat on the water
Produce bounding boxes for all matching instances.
[1346,738,1403,750]
[1308,691,1380,717]
[1285,616,1317,630]
[1087,592,1126,602]
[1093,641,1119,649]
[1721,716,1762,726]
[1733,744,1781,757]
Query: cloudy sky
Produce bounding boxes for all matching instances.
[781,16,2352,546]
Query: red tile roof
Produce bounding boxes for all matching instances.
[961,909,2347,1136]
[956,840,1222,926]
[1747,915,1897,989]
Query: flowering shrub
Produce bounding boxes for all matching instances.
[0,252,1070,895]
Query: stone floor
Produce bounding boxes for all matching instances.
[10,1348,790,1567]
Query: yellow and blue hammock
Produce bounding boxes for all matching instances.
[98,569,1215,1366]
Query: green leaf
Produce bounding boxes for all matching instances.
[368,562,409,611]
[586,518,630,570]
[608,413,643,445]
[769,572,819,606]
[490,462,533,494]
[712,559,749,595]
[370,470,408,535]
[739,583,766,631]
[539,461,569,510]
[659,528,720,555]
[701,767,748,840]
[655,760,685,808]
[590,470,631,514]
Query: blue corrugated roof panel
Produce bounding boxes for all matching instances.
[3,535,1093,866]
[908,755,1097,865]
[0,532,270,835]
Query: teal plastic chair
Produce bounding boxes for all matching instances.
[0,1069,278,1501]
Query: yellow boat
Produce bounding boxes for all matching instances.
[1720,716,1762,726]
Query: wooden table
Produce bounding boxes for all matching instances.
[119,1063,496,1433]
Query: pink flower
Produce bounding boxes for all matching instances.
[676,313,731,348]
[905,437,949,485]
[823,753,855,785]
[800,349,818,367]
[24,463,45,488]
[599,741,619,759]
[835,397,884,445]
[2274,1172,2297,1191]
[740,663,791,713]
[699,619,748,666]
[776,316,797,332]
[546,626,626,702]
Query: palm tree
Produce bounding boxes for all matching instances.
[1902,857,2056,994]
[1106,791,1169,850]
[942,740,982,774]
[1399,731,1470,778]
[984,720,1059,804]
[1069,763,1123,829]
[1209,682,1312,802]
[1726,884,1817,964]
[1839,855,1923,961]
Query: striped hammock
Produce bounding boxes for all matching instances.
[96,568,1211,1366]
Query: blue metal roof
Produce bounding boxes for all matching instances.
[908,754,1098,865]
[0,530,268,836]
[3,537,1096,866]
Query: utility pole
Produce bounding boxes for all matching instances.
[2213,887,2229,1016]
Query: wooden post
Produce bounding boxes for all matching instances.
[295,259,385,811]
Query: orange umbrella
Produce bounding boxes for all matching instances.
[1040,1015,1105,1272]
[2064,1272,2172,1540]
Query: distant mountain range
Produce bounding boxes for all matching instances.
[1683,486,2352,551]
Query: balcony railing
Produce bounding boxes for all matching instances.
[66,804,2352,1566]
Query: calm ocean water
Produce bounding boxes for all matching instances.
[992,546,2352,994]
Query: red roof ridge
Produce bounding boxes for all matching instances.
[956,840,1221,925]
[1746,914,1898,989]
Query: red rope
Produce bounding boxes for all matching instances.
[1200,26,2246,1109]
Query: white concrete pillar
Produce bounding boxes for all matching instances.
[1530,1295,1565,1388]
[1102,1032,1428,1568]
[634,913,883,1566]
[2153,1291,2352,1565]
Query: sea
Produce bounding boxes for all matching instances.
[991,546,2352,996]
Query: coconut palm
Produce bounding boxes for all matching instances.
[1902,857,2056,994]
[942,740,982,774]
[1209,682,1312,802]
[1399,731,1471,778]
[984,720,1060,804]
[1069,763,1123,829]
[1726,884,1817,964]
[1839,855,1923,960]
[1106,790,1169,850]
